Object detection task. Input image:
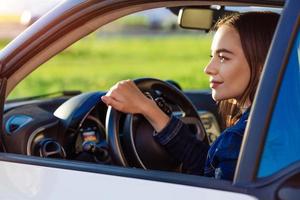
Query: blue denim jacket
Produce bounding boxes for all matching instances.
[153,110,249,181]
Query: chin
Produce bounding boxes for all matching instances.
[211,93,221,102]
[211,91,228,102]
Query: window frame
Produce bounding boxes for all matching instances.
[235,0,300,185]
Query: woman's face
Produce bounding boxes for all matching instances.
[204,25,251,102]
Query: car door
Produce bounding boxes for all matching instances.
[234,0,300,199]
[0,157,259,200]
[0,0,292,199]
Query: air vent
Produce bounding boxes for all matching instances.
[5,115,33,134]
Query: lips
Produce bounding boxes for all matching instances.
[210,80,223,89]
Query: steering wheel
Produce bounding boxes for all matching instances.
[106,78,207,171]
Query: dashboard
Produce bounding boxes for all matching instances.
[2,90,221,166]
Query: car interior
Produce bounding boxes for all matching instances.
[1,4,281,175]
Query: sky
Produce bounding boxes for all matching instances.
[0,0,62,15]
[0,0,176,23]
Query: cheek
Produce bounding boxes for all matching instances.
[233,65,250,85]
[220,61,251,99]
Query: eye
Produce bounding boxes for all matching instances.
[218,54,229,63]
[219,56,225,63]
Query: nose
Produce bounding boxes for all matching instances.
[204,59,218,75]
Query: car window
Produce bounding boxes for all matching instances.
[258,28,300,177]
[7,8,211,99]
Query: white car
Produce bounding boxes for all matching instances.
[0,0,299,199]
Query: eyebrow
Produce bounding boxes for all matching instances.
[215,48,234,55]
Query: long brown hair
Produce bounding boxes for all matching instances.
[213,12,279,127]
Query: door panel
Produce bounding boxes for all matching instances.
[0,160,257,200]
[258,27,300,178]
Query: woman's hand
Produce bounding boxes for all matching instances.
[101,80,170,132]
[101,80,150,114]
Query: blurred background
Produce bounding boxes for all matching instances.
[0,0,211,99]
[0,0,61,39]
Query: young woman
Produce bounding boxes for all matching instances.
[101,12,279,180]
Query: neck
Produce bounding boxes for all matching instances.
[241,99,251,113]
[234,98,251,113]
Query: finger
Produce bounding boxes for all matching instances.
[105,88,125,102]
[102,96,125,112]
[101,95,119,105]
[101,96,110,105]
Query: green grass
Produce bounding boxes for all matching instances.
[0,39,10,47]
[1,34,212,99]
